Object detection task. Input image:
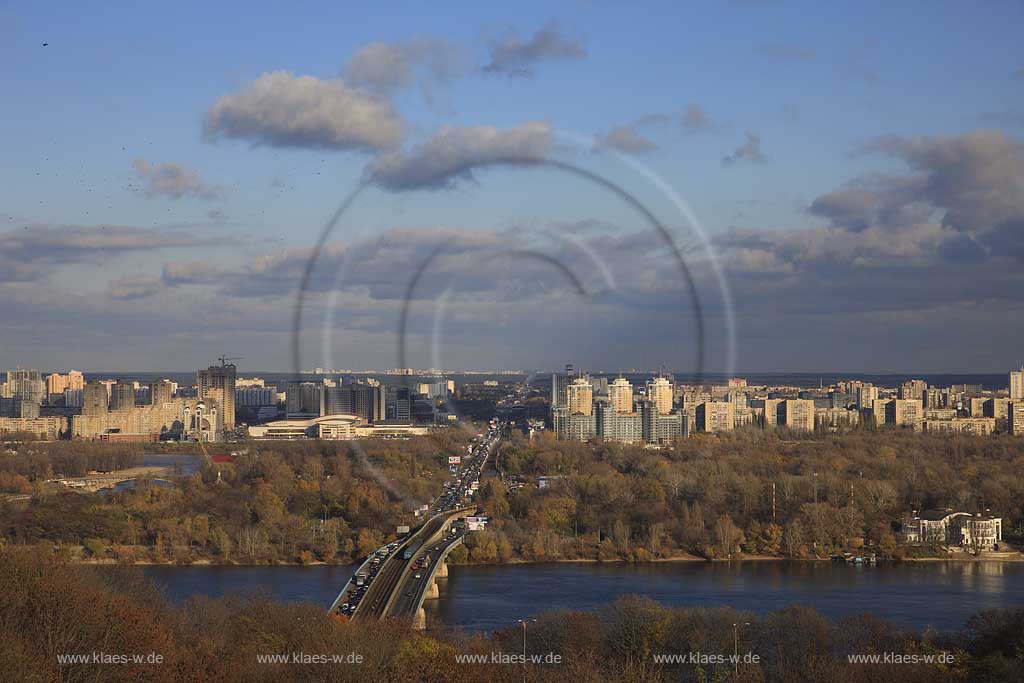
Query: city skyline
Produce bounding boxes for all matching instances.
[3,3,1024,372]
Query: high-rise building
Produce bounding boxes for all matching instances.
[391,386,411,422]
[0,398,40,418]
[83,381,110,415]
[63,388,83,408]
[5,369,44,405]
[898,379,928,401]
[46,373,68,398]
[639,399,688,444]
[646,376,673,415]
[608,377,633,415]
[567,377,594,416]
[198,363,236,430]
[325,386,353,415]
[856,385,878,411]
[696,401,734,432]
[552,406,597,441]
[150,379,175,406]
[984,398,1011,420]
[110,381,136,412]
[779,399,815,432]
[1011,367,1024,401]
[286,381,324,418]
[236,386,278,407]
[887,399,921,427]
[551,364,575,408]
[45,370,83,400]
[1009,402,1024,436]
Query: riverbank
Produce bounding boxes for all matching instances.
[60,545,1024,566]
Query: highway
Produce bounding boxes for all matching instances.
[338,421,502,622]
[385,521,467,619]
[351,512,453,620]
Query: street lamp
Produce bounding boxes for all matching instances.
[518,618,537,683]
[733,621,751,675]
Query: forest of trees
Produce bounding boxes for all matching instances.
[2,427,1022,565]
[454,429,1024,564]
[0,548,1021,682]
[0,434,466,564]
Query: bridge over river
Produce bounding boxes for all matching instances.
[329,422,503,629]
[48,466,177,492]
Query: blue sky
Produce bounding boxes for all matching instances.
[2,2,1024,372]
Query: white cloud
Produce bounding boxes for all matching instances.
[342,39,462,92]
[365,122,553,191]
[204,71,405,151]
[594,125,657,153]
[132,158,224,200]
[483,23,585,77]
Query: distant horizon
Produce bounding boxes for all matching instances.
[15,367,1019,381]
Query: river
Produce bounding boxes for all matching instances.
[141,560,1024,633]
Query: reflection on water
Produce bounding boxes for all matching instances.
[425,561,1024,633]
[98,454,201,495]
[142,560,1024,633]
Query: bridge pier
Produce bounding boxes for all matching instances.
[435,560,448,578]
[424,578,439,600]
[413,607,427,630]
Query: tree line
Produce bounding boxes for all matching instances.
[0,548,1021,682]
[0,433,466,564]
[456,429,1024,563]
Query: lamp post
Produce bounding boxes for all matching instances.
[733,621,750,675]
[519,618,536,683]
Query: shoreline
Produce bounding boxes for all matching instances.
[62,550,1024,567]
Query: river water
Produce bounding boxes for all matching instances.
[142,560,1024,633]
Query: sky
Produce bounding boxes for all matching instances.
[2,1,1024,374]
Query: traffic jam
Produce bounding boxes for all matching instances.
[335,421,502,617]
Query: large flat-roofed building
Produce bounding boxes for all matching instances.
[595,402,642,444]
[887,399,922,428]
[236,386,278,407]
[639,400,688,444]
[983,397,1011,420]
[0,397,40,419]
[0,416,66,440]
[247,414,430,440]
[696,401,734,433]
[815,407,860,430]
[552,407,597,441]
[779,399,815,432]
[922,417,996,435]
[73,397,221,442]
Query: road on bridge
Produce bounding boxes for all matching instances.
[341,421,503,623]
